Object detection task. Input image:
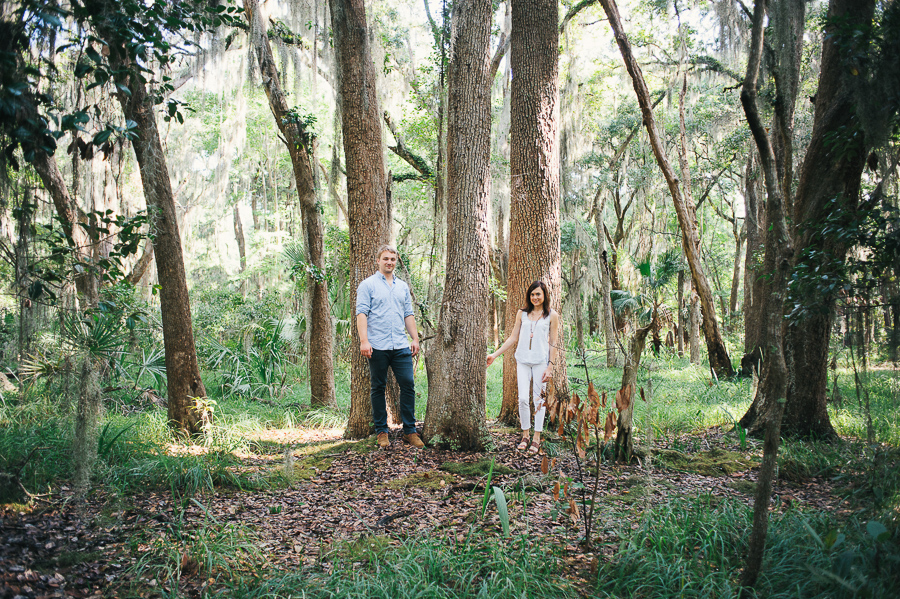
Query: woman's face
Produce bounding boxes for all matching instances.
[530,286,545,309]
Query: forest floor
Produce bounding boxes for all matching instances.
[0,423,857,598]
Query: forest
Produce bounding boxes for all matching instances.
[0,0,898,596]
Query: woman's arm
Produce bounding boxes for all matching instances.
[487,310,523,366]
[542,310,560,382]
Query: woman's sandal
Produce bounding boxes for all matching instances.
[528,440,541,455]
[517,438,529,451]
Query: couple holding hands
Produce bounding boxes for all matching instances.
[357,245,559,454]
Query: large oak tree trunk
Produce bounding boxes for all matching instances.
[245,0,336,408]
[330,0,392,438]
[87,1,207,435]
[740,0,881,441]
[499,0,567,425]
[423,0,492,450]
[599,0,734,378]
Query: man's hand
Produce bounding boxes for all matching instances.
[410,339,420,356]
[360,340,373,358]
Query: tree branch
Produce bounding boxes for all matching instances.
[383,111,433,179]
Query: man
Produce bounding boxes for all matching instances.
[356,245,424,449]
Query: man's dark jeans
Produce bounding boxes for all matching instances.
[368,348,416,434]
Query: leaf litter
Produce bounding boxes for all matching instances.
[0,422,848,598]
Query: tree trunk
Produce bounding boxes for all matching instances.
[125,239,155,287]
[423,0,492,450]
[87,2,209,435]
[676,269,685,357]
[594,192,618,368]
[742,149,766,374]
[615,324,650,462]
[15,188,35,362]
[244,0,336,408]
[233,205,247,297]
[689,289,701,364]
[737,0,796,588]
[741,0,881,441]
[730,224,744,316]
[72,353,101,493]
[599,0,734,378]
[31,151,96,302]
[500,0,567,425]
[330,0,392,438]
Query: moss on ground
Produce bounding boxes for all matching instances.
[440,459,517,477]
[379,470,454,491]
[655,448,755,476]
[286,437,378,481]
[726,479,757,495]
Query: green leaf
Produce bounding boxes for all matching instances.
[492,486,510,537]
[85,46,102,64]
[92,129,112,145]
[866,520,890,543]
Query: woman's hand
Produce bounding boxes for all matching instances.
[487,353,496,366]
[541,367,553,382]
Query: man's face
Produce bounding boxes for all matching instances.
[377,251,398,275]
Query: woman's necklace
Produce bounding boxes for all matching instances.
[528,309,541,349]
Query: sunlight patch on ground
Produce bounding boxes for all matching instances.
[244,426,345,444]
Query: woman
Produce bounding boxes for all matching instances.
[487,281,560,454]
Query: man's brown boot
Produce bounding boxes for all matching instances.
[402,432,425,448]
[377,432,389,449]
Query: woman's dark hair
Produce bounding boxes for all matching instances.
[521,281,550,318]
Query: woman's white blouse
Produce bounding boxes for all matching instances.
[514,311,551,366]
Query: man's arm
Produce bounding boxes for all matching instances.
[356,279,373,358]
[404,314,420,356]
[358,313,373,358]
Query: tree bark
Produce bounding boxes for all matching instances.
[86,1,208,435]
[742,149,766,373]
[233,205,247,297]
[593,191,618,367]
[676,269,685,357]
[737,1,795,588]
[330,0,392,437]
[244,0,336,408]
[729,223,744,316]
[500,0,567,425]
[423,0,492,450]
[689,288,701,364]
[31,152,97,302]
[615,324,650,462]
[125,239,155,287]
[599,0,734,378]
[741,0,881,441]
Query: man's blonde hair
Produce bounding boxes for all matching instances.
[375,244,399,262]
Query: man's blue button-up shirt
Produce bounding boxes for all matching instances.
[356,272,415,350]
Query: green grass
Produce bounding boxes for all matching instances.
[229,534,573,599]
[595,496,900,598]
[831,368,900,444]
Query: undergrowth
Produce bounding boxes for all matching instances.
[595,496,900,598]
[229,533,572,599]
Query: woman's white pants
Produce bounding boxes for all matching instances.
[517,361,548,432]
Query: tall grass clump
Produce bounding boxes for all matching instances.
[229,534,573,599]
[0,415,72,501]
[830,369,900,444]
[596,496,899,598]
[128,502,264,593]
